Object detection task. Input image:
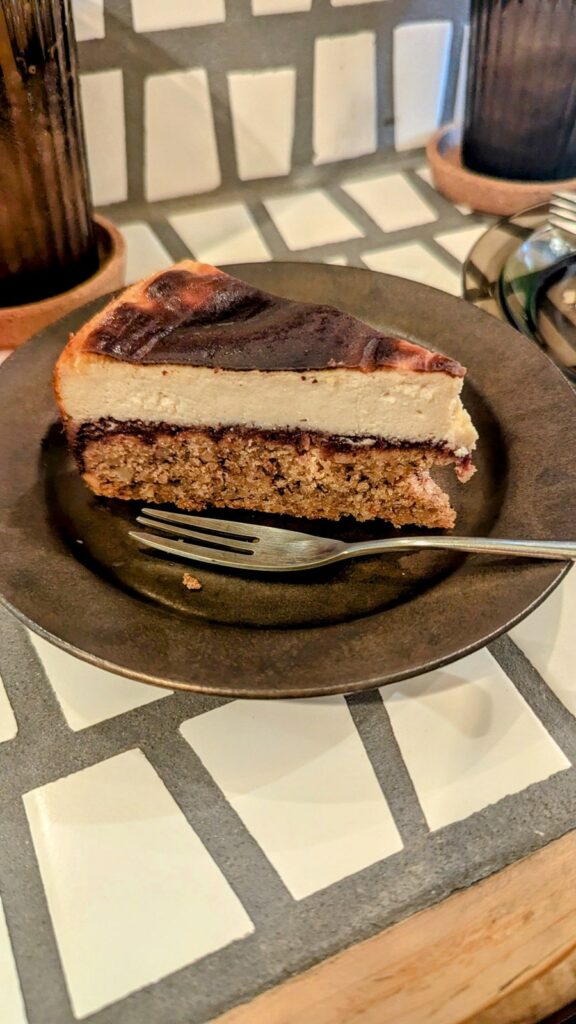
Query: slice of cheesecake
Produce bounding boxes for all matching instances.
[54,260,477,528]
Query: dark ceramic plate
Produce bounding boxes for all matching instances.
[0,263,575,697]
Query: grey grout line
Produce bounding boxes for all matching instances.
[326,183,390,241]
[376,19,395,150]
[489,634,576,765]
[104,9,145,208]
[147,217,197,262]
[346,689,430,844]
[291,17,315,173]
[427,236,468,274]
[249,199,293,258]
[224,0,253,23]
[142,732,296,928]
[0,622,81,805]
[0,797,76,1024]
[0,615,69,750]
[415,767,576,902]
[95,149,451,227]
[103,0,133,30]
[120,66,146,207]
[404,166,484,226]
[0,613,232,800]
[207,67,242,193]
[4,706,240,802]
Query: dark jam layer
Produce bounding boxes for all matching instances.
[72,416,468,468]
[83,268,465,376]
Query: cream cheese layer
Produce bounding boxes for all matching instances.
[59,355,478,454]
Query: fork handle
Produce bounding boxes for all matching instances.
[343,537,576,561]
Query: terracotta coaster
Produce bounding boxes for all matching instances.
[427,124,576,217]
[0,214,126,349]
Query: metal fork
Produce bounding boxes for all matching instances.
[129,508,576,572]
[548,191,576,237]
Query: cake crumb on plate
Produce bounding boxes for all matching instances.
[182,572,202,591]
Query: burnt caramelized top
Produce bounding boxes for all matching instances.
[82,267,465,376]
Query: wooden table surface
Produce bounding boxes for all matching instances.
[213,833,576,1024]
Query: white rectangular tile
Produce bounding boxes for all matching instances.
[252,0,311,13]
[453,25,470,125]
[342,171,437,232]
[381,650,570,831]
[29,634,172,731]
[324,254,349,265]
[362,241,461,295]
[314,32,377,164]
[0,673,17,743]
[264,190,363,250]
[228,68,295,181]
[435,224,487,263]
[393,21,453,151]
[510,571,576,719]
[80,70,127,206]
[132,0,225,31]
[118,222,173,285]
[169,202,270,265]
[181,698,402,900]
[145,70,221,201]
[72,0,105,40]
[331,0,388,4]
[0,899,27,1024]
[24,750,253,1018]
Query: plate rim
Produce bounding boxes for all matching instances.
[0,561,570,698]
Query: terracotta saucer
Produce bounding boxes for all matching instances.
[427,124,576,217]
[0,214,125,349]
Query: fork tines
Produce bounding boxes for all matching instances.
[133,507,258,557]
[139,507,260,542]
[129,506,327,570]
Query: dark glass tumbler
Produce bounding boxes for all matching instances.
[463,0,576,182]
[0,0,98,307]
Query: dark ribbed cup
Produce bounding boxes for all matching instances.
[463,0,576,182]
[0,0,98,306]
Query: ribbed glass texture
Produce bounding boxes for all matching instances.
[463,0,576,182]
[0,0,97,306]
